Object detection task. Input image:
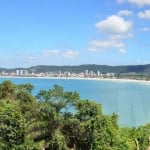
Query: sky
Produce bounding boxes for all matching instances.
[1,0,150,68]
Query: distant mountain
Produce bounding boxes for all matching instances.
[1,64,150,74]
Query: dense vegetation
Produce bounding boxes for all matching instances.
[2,64,150,74]
[1,80,150,149]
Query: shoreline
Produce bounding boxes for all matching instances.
[0,75,150,85]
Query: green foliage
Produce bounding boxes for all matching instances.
[1,81,150,149]
[17,83,34,94]
[0,80,15,100]
[75,100,102,121]
[48,130,69,150]
[11,138,39,150]
[0,100,25,149]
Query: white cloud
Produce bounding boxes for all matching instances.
[42,49,60,57]
[118,48,127,54]
[88,39,125,53]
[90,15,133,53]
[138,10,150,19]
[140,27,150,31]
[88,47,103,52]
[90,40,124,49]
[63,50,79,58]
[42,49,79,58]
[109,33,133,40]
[129,0,150,6]
[118,0,150,6]
[95,15,132,35]
[118,10,133,16]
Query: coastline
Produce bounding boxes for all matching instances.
[0,75,150,85]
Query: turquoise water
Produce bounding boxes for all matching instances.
[0,77,150,127]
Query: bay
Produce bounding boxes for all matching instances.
[0,77,150,127]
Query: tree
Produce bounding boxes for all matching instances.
[17,83,34,94]
[34,85,79,149]
[62,100,121,150]
[0,80,16,100]
[0,100,25,149]
[1,81,150,149]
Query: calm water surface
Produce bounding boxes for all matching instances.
[1,77,150,127]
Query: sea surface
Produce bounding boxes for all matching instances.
[0,77,150,127]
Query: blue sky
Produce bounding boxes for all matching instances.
[1,0,150,68]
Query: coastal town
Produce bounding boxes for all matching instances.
[0,68,149,81]
[0,69,115,78]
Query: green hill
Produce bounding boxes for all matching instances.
[1,64,150,74]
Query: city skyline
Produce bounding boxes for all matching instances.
[1,0,150,68]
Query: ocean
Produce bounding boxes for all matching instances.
[0,77,150,127]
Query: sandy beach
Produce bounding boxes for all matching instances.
[0,75,150,85]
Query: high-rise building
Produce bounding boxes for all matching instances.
[16,69,28,76]
[85,70,88,76]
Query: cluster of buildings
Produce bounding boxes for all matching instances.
[0,69,115,78]
[0,70,29,76]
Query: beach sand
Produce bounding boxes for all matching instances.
[0,76,150,85]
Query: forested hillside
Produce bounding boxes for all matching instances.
[1,64,150,74]
[1,80,150,149]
